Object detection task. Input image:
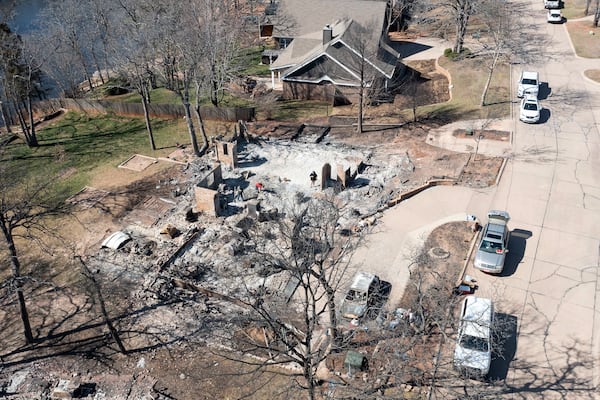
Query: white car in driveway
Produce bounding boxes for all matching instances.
[547,9,563,23]
[454,296,494,378]
[519,95,541,123]
[517,71,540,98]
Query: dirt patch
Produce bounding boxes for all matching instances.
[118,154,158,172]
[394,59,451,109]
[400,221,475,310]
[584,69,600,83]
[458,155,504,187]
[566,20,600,58]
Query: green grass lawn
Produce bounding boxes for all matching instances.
[110,86,254,108]
[236,46,272,77]
[114,87,181,104]
[2,112,190,199]
[264,100,331,121]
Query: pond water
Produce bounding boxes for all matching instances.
[1,0,46,34]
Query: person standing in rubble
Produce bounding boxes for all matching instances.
[255,182,264,193]
[310,171,317,187]
[234,186,244,202]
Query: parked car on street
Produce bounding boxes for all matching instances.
[454,296,494,378]
[519,95,541,123]
[340,271,380,320]
[547,9,563,23]
[544,0,560,8]
[474,210,510,274]
[517,71,540,98]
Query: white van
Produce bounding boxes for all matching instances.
[454,296,494,378]
[544,0,559,8]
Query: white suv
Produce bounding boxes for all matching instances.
[517,71,540,98]
[454,296,494,378]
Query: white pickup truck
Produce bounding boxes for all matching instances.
[544,0,559,8]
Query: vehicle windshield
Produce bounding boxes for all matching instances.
[524,102,538,111]
[480,239,503,254]
[522,78,538,85]
[460,334,489,352]
[345,290,366,302]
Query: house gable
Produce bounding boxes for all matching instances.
[284,53,360,86]
[278,20,396,86]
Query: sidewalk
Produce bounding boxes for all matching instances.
[425,119,514,158]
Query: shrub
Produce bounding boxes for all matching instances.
[444,47,472,61]
[102,75,131,96]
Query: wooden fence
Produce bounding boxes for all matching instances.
[32,98,255,122]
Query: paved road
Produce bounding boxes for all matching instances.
[464,8,600,399]
[351,5,600,398]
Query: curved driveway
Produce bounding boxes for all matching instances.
[352,9,600,399]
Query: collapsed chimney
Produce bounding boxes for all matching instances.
[323,24,333,45]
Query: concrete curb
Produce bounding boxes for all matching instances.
[455,229,480,287]
[494,157,509,187]
[387,178,457,208]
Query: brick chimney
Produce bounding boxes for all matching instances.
[323,24,333,45]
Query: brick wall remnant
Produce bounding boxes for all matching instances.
[246,200,260,219]
[194,187,221,217]
[321,163,332,190]
[337,164,351,188]
[197,163,223,190]
[215,141,238,168]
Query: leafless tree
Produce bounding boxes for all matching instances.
[38,0,96,95]
[341,20,397,134]
[225,195,359,400]
[143,0,205,156]
[113,0,161,151]
[396,68,432,122]
[83,0,118,85]
[386,0,418,32]
[0,23,43,147]
[194,0,241,107]
[583,0,600,21]
[76,256,128,354]
[0,161,72,344]
[437,0,478,54]
[477,0,514,106]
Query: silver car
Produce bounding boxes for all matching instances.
[474,210,510,274]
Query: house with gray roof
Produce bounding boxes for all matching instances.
[266,0,402,105]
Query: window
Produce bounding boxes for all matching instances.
[460,334,489,352]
